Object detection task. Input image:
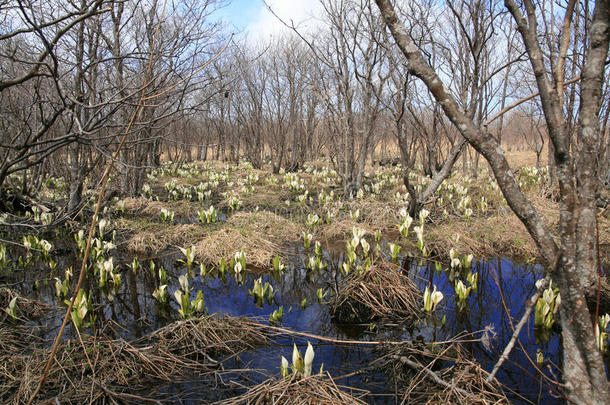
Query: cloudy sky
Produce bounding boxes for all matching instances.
[217,0,322,40]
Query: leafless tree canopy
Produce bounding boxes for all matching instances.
[0,1,609,402]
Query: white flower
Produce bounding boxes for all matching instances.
[40,239,52,254]
[174,289,183,304]
[455,280,469,298]
[281,356,290,377]
[404,214,413,229]
[389,243,400,257]
[304,342,315,377]
[431,289,444,310]
[554,293,561,312]
[352,227,365,240]
[153,285,167,302]
[413,225,423,238]
[419,209,430,223]
[543,288,554,305]
[98,218,108,235]
[360,238,370,254]
[103,258,114,273]
[292,344,301,371]
[179,274,189,292]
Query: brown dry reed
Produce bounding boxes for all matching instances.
[215,373,369,405]
[0,315,272,404]
[0,288,48,320]
[194,211,303,268]
[374,341,509,405]
[329,262,422,324]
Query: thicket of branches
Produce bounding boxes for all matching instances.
[1,0,609,403]
[1,0,608,211]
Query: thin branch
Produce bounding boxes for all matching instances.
[393,355,471,397]
[486,276,550,383]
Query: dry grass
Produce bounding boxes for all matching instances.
[0,315,272,404]
[139,315,271,358]
[505,149,548,167]
[239,185,289,211]
[330,262,422,324]
[427,189,610,261]
[374,342,509,405]
[216,373,369,405]
[427,215,539,260]
[0,288,48,321]
[118,197,196,218]
[228,211,303,240]
[318,198,400,241]
[194,211,303,268]
[118,196,150,212]
[119,220,206,253]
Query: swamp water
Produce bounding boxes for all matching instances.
[3,241,569,404]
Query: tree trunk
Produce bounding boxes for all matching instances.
[374,0,610,402]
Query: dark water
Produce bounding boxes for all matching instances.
[1,239,581,404]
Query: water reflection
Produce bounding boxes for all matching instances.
[3,241,580,404]
[405,257,563,403]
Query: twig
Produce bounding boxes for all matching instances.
[392,355,471,397]
[484,76,581,126]
[24,1,170,403]
[98,384,162,404]
[255,321,482,346]
[485,276,549,383]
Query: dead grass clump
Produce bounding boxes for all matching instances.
[117,196,150,212]
[239,186,290,210]
[426,196,555,259]
[121,220,206,253]
[330,262,421,324]
[139,315,271,359]
[195,211,303,268]
[375,343,509,405]
[228,211,303,241]
[1,335,207,404]
[0,288,48,320]
[195,227,277,268]
[140,199,196,218]
[116,197,196,218]
[0,315,271,404]
[0,326,40,356]
[319,199,398,241]
[427,216,538,260]
[217,373,369,405]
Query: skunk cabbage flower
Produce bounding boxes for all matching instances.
[281,356,290,378]
[304,342,315,377]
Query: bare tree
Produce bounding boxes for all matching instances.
[0,0,108,201]
[375,0,609,402]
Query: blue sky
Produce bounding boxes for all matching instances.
[214,0,321,40]
[215,0,263,31]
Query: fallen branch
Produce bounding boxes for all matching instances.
[98,384,163,405]
[485,276,549,383]
[392,355,471,397]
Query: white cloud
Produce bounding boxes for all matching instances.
[245,0,322,43]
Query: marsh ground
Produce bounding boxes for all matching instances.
[0,153,608,404]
